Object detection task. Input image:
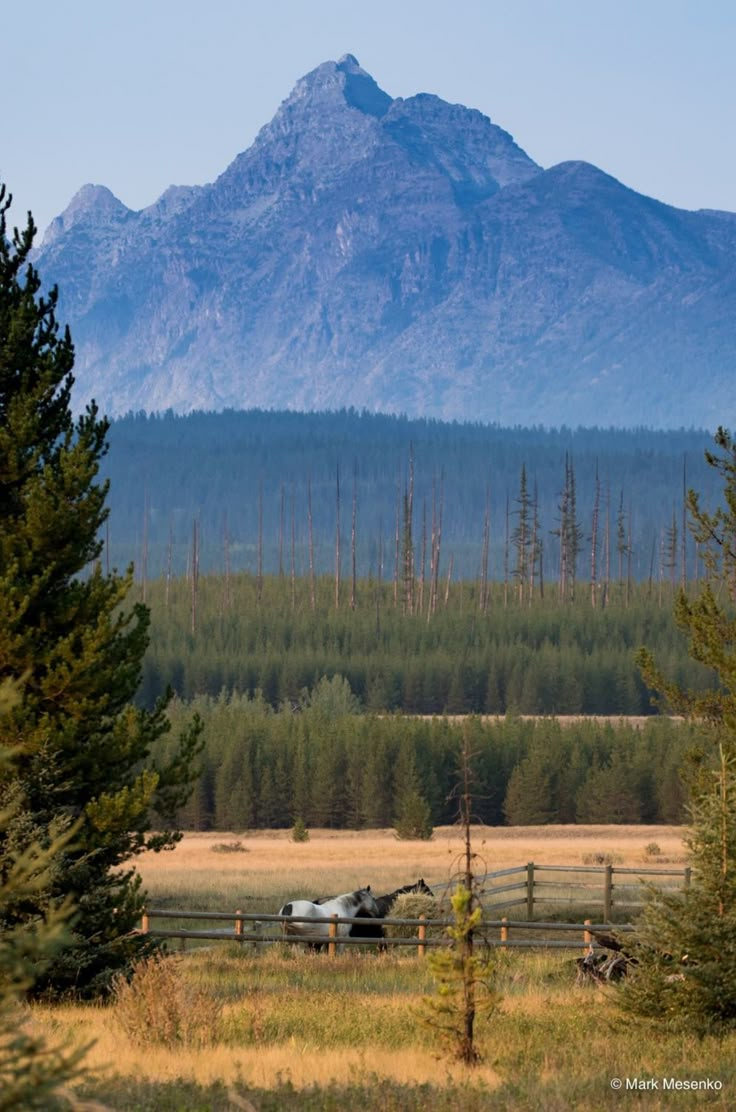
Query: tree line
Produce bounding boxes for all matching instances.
[156,681,694,832]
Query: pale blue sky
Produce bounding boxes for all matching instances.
[4,0,734,235]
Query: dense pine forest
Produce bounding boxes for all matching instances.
[119,408,723,830]
[140,570,713,830]
[156,686,694,831]
[138,574,714,714]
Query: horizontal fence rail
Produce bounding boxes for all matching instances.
[138,907,636,956]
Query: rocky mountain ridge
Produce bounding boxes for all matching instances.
[34,55,736,428]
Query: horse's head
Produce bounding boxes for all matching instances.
[353,886,380,918]
[413,878,433,896]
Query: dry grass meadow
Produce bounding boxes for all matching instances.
[133,823,690,914]
[26,823,736,1110]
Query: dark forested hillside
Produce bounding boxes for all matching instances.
[104,408,716,586]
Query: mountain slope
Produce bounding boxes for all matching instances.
[34,55,736,427]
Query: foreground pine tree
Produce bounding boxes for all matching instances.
[0,679,90,1106]
[628,428,736,1030]
[0,185,202,998]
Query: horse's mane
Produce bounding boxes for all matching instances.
[329,887,373,910]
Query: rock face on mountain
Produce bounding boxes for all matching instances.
[35,55,736,427]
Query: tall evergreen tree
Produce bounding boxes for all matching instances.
[630,428,736,1029]
[0,187,202,997]
[393,741,433,840]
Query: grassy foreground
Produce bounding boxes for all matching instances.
[28,828,736,1110]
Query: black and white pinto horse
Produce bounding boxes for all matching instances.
[278,887,379,947]
[317,878,433,942]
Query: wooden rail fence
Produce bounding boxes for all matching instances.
[139,862,686,955]
[433,861,691,921]
[138,906,635,957]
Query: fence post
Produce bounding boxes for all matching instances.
[235,909,243,942]
[583,918,592,950]
[526,862,534,920]
[604,865,613,921]
[141,907,149,935]
[500,916,508,951]
[328,914,338,959]
[684,867,691,892]
[417,914,426,958]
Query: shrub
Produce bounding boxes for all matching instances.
[644,842,662,858]
[112,953,223,1048]
[290,818,310,843]
[211,841,249,854]
[581,852,623,866]
[393,791,434,840]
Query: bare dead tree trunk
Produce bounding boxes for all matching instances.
[427,482,437,622]
[529,481,538,606]
[617,490,625,589]
[418,498,427,617]
[378,519,384,588]
[290,484,297,611]
[279,483,285,578]
[432,473,444,616]
[350,464,357,611]
[602,480,610,609]
[191,518,199,636]
[257,480,264,603]
[393,474,401,609]
[590,462,600,609]
[165,520,172,611]
[681,454,688,588]
[444,553,454,608]
[480,484,490,614]
[376,519,383,637]
[669,504,678,592]
[334,462,341,610]
[626,507,633,607]
[406,444,415,614]
[223,511,231,613]
[503,492,509,609]
[307,475,316,611]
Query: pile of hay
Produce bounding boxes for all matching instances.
[383,893,445,939]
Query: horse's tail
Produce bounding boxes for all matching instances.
[281,902,293,917]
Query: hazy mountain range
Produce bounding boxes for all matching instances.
[35,55,736,428]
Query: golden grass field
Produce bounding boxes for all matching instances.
[29,825,736,1111]
[134,824,690,913]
